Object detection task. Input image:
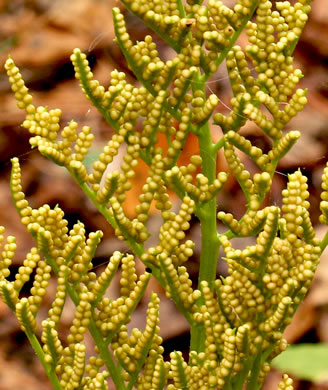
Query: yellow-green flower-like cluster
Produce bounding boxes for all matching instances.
[0,224,159,389]
[278,374,294,390]
[320,162,328,224]
[166,155,228,203]
[1,157,171,389]
[2,0,324,388]
[213,0,311,205]
[5,59,95,182]
[162,171,321,390]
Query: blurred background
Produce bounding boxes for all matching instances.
[0,0,328,389]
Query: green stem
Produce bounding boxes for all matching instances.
[213,137,225,154]
[234,357,254,390]
[190,73,220,352]
[247,350,262,390]
[88,319,127,390]
[320,230,328,254]
[74,51,119,132]
[25,332,62,390]
[195,75,220,283]
[248,344,276,390]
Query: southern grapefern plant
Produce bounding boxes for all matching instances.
[1,0,327,389]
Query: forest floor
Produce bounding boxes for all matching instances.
[0,0,328,389]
